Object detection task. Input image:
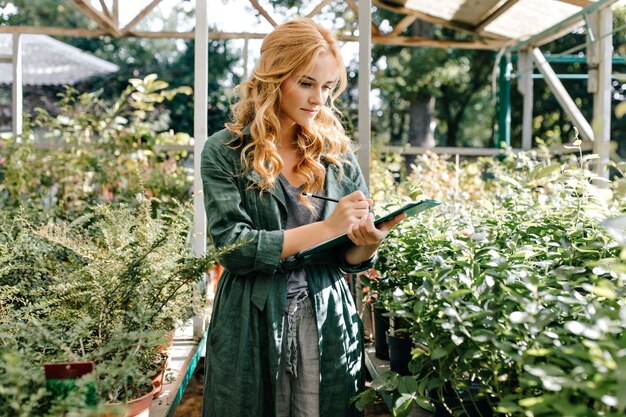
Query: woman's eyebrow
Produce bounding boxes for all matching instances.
[301,75,335,85]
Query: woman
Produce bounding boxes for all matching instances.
[201,18,404,417]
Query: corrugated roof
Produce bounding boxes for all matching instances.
[375,0,625,45]
[0,34,119,86]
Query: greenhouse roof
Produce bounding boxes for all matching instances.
[374,0,626,48]
[0,34,119,86]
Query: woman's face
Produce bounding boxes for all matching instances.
[279,51,338,130]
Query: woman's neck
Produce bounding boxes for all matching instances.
[277,123,298,152]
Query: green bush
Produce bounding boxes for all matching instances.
[0,74,193,221]
[357,143,626,416]
[0,197,231,416]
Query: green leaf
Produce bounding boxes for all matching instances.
[397,376,418,395]
[431,347,448,360]
[519,396,547,407]
[371,371,400,391]
[352,388,378,411]
[531,162,561,181]
[393,393,415,417]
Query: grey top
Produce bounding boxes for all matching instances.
[278,174,325,297]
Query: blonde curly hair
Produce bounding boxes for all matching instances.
[226,18,352,194]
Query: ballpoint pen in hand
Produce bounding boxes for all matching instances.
[301,192,339,203]
[302,192,374,212]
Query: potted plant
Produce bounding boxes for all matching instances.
[356,144,626,417]
[0,195,232,416]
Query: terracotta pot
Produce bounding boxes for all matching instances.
[101,386,156,417]
[156,329,175,352]
[150,357,169,399]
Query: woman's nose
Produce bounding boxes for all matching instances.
[309,88,323,105]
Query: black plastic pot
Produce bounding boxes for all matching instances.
[373,305,390,360]
[432,381,494,417]
[386,333,412,376]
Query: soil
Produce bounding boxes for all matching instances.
[173,358,393,417]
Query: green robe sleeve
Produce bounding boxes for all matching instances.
[201,132,284,275]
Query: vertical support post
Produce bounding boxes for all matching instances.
[588,8,612,179]
[517,49,534,150]
[243,38,249,80]
[193,0,209,339]
[496,52,511,148]
[532,47,594,142]
[12,33,22,139]
[112,0,119,28]
[357,0,371,186]
[356,0,373,343]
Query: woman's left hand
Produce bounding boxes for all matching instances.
[347,212,406,248]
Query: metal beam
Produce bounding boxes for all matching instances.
[12,33,22,139]
[358,0,372,187]
[531,47,594,142]
[508,0,620,52]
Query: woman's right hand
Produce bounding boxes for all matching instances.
[323,190,372,235]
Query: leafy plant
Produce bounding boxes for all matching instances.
[358,143,626,416]
[0,194,233,415]
[0,74,193,221]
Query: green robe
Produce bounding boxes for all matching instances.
[201,128,373,417]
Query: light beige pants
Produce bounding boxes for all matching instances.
[276,292,320,417]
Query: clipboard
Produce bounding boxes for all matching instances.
[295,199,441,259]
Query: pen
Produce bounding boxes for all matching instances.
[301,192,339,203]
[302,192,374,213]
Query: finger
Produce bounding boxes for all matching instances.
[346,190,366,202]
[377,213,407,231]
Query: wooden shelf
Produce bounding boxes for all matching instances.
[150,321,206,417]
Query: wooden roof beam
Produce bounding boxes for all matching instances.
[389,15,418,36]
[73,0,120,36]
[98,0,111,19]
[558,0,594,7]
[121,0,163,35]
[475,0,520,34]
[345,0,381,35]
[249,0,278,28]
[112,0,119,27]
[374,0,475,33]
[306,0,333,18]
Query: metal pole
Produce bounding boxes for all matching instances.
[12,33,22,139]
[496,53,511,148]
[193,0,208,339]
[357,0,371,187]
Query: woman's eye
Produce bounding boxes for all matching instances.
[300,81,312,87]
